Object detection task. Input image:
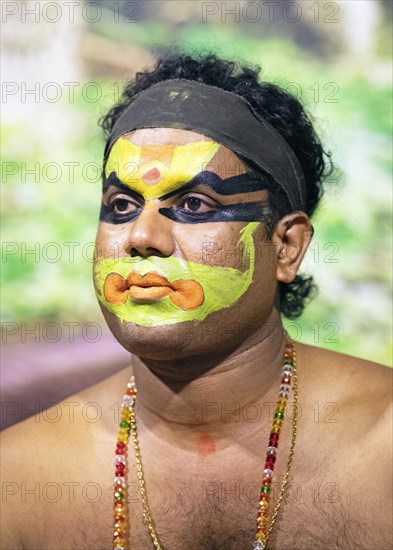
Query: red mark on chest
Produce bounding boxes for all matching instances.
[196,433,216,457]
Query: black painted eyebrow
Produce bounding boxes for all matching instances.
[102,171,144,203]
[103,169,268,204]
[159,171,269,201]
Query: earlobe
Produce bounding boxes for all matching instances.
[273,211,313,284]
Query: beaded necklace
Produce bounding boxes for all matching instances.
[112,340,297,550]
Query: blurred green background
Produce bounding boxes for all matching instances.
[1,0,392,365]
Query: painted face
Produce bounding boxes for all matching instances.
[100,137,269,225]
[94,128,278,356]
[94,222,258,327]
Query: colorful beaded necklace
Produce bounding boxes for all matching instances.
[112,340,298,550]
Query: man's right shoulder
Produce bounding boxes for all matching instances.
[1,399,81,549]
[0,383,107,549]
[0,368,130,548]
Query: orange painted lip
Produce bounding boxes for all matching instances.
[103,271,204,310]
[128,284,172,303]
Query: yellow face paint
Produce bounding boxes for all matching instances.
[105,137,220,200]
[94,222,260,327]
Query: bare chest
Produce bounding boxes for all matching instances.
[35,420,378,550]
[38,466,363,550]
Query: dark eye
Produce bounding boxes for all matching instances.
[179,195,216,213]
[114,199,131,212]
[185,197,202,211]
[109,197,139,216]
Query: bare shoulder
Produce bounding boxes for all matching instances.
[293,342,392,547]
[0,366,131,549]
[297,341,392,402]
[297,339,392,372]
[1,365,131,443]
[297,341,392,440]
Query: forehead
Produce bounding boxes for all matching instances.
[122,127,247,176]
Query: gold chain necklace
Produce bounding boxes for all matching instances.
[113,340,298,550]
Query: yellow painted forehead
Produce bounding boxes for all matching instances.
[105,137,220,199]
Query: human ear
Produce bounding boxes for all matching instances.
[273,211,313,284]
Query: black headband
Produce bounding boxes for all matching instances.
[105,79,307,211]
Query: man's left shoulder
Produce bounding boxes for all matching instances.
[297,341,392,400]
[295,342,392,544]
[296,341,392,466]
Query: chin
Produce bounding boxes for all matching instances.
[98,304,255,361]
[100,306,207,360]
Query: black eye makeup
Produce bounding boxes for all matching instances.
[100,201,141,224]
[159,171,268,201]
[100,181,144,224]
[176,190,220,211]
[157,171,270,224]
[159,201,270,224]
[99,169,270,225]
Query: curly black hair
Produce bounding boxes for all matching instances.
[99,53,334,318]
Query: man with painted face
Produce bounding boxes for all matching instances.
[1,54,392,550]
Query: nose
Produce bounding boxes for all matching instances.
[124,202,176,258]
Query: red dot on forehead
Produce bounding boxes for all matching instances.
[142,167,162,185]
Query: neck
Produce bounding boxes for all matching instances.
[131,315,288,450]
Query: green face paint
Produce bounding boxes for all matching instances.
[94,222,259,327]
